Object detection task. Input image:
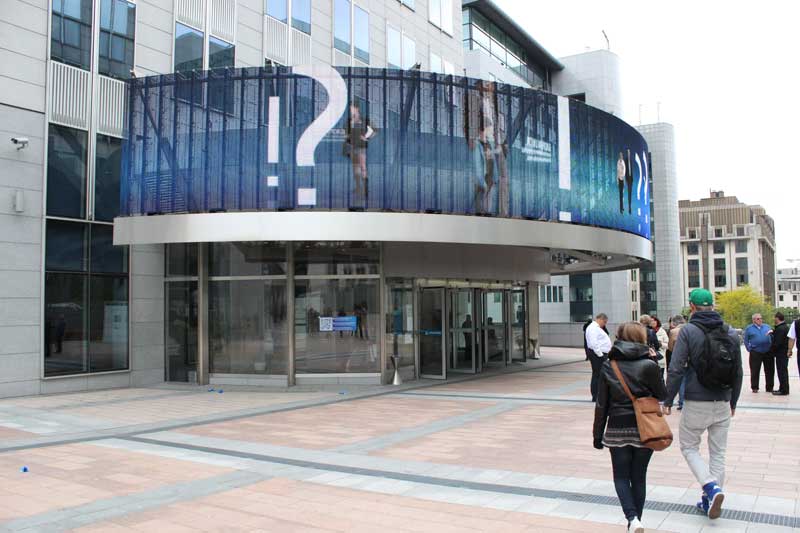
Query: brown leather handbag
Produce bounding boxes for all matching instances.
[610,360,673,451]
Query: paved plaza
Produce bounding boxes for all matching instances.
[1,348,799,532]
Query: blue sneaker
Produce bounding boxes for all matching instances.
[696,493,709,514]
[703,482,724,519]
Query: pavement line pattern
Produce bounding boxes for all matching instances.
[331,401,521,453]
[0,359,586,455]
[123,435,799,528]
[44,390,201,411]
[0,470,268,533]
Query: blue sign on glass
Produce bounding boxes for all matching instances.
[333,316,358,332]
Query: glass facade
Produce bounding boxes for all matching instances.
[688,259,700,288]
[98,0,135,79]
[174,23,204,72]
[714,258,727,287]
[736,257,749,286]
[292,0,311,34]
[95,134,123,221]
[266,0,287,23]
[51,0,94,70]
[462,8,547,89]
[47,124,88,219]
[334,0,351,55]
[354,6,369,64]
[387,26,401,69]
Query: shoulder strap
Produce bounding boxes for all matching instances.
[610,360,636,402]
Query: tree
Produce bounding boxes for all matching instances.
[715,286,775,329]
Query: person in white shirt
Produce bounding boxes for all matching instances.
[616,152,626,214]
[787,318,800,379]
[586,313,612,401]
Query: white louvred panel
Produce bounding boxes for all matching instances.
[264,16,288,65]
[48,61,90,130]
[333,50,351,67]
[97,75,127,138]
[176,0,204,30]
[291,28,311,65]
[209,0,235,43]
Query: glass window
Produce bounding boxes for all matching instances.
[714,258,727,287]
[443,60,454,75]
[713,241,725,254]
[174,23,204,72]
[387,26,401,69]
[440,0,453,34]
[292,0,311,34]
[51,0,93,70]
[401,34,416,69]
[208,37,235,111]
[353,6,369,63]
[714,228,723,238]
[90,224,128,274]
[688,229,697,239]
[429,51,442,74]
[209,37,235,68]
[334,0,351,54]
[209,280,288,374]
[558,286,564,303]
[428,0,440,27]
[294,242,379,276]
[294,278,379,373]
[539,286,545,303]
[266,0,287,22]
[471,24,490,52]
[46,220,88,272]
[95,134,122,221]
[209,242,286,276]
[736,257,748,286]
[401,0,414,9]
[736,226,745,237]
[688,259,700,288]
[687,242,698,255]
[735,240,747,254]
[45,273,88,375]
[167,243,198,277]
[47,124,88,219]
[166,281,198,381]
[88,275,128,372]
[98,0,135,79]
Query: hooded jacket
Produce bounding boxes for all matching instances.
[665,310,743,408]
[593,340,667,445]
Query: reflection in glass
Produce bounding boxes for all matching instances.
[510,290,526,362]
[401,35,416,69]
[210,242,286,276]
[167,243,198,277]
[51,0,93,70]
[98,0,135,79]
[387,26,401,69]
[419,288,444,376]
[483,290,506,365]
[386,284,414,369]
[95,135,123,221]
[294,242,379,276]
[166,281,197,381]
[174,23,203,102]
[47,124,88,219]
[45,273,88,376]
[210,281,288,374]
[353,6,369,63]
[88,275,129,372]
[295,279,379,374]
[208,37,235,111]
[450,289,474,371]
[266,0,287,23]
[292,0,311,34]
[46,220,87,272]
[90,224,128,274]
[334,0,351,54]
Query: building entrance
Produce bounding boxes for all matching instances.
[417,282,528,380]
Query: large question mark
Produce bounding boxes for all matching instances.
[293,65,348,167]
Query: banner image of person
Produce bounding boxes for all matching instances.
[122,66,650,240]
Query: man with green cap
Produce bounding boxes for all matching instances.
[663,288,742,520]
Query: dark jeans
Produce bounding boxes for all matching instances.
[610,446,654,522]
[775,352,790,394]
[749,351,774,391]
[589,351,606,401]
[618,181,625,213]
[626,178,633,213]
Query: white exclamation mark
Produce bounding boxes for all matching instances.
[267,96,280,187]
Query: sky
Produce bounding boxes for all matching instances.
[494,0,799,266]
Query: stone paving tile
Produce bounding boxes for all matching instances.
[0,442,231,521]
[177,396,494,450]
[71,477,673,532]
[0,426,37,441]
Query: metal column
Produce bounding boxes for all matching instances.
[196,243,210,385]
[287,243,296,386]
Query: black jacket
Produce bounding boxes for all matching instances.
[593,340,667,446]
[772,321,790,356]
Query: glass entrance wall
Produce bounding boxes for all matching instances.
[449,289,475,372]
[419,287,445,378]
[510,289,527,362]
[386,280,415,371]
[165,243,198,382]
[483,290,507,366]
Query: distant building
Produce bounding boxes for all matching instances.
[777,266,800,311]
[679,191,777,305]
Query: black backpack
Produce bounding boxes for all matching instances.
[691,323,739,391]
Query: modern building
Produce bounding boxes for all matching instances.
[679,191,777,306]
[0,0,653,397]
[777,265,800,311]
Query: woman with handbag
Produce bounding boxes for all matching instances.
[593,322,669,533]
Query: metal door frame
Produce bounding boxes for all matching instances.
[509,287,527,363]
[448,288,477,374]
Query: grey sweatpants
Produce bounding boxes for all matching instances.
[679,400,732,488]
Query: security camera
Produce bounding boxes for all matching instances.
[10,137,29,149]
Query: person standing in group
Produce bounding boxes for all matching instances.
[667,315,687,410]
[771,312,790,396]
[653,316,669,380]
[586,313,613,402]
[639,315,665,379]
[787,316,800,378]
[743,313,774,393]
[593,322,667,533]
[664,289,743,520]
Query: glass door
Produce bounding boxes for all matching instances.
[509,289,527,362]
[482,290,507,368]
[419,287,446,379]
[449,288,476,373]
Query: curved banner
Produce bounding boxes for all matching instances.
[121,66,650,239]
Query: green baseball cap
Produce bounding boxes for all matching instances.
[689,288,714,306]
